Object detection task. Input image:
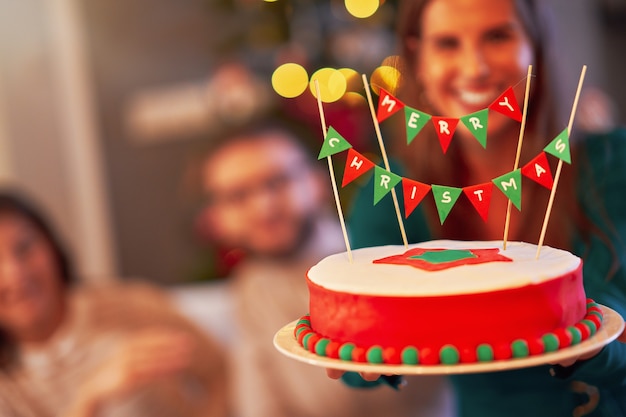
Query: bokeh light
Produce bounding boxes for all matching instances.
[338,68,362,93]
[345,0,380,19]
[370,65,401,96]
[309,68,347,103]
[271,63,309,98]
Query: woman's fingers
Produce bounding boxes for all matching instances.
[326,368,345,379]
[360,372,382,381]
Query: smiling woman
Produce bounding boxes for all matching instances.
[0,192,73,363]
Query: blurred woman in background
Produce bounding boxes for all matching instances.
[0,190,228,417]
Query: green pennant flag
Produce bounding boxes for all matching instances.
[493,169,522,210]
[431,185,462,224]
[318,126,352,160]
[373,166,402,205]
[460,109,489,148]
[404,106,432,145]
[543,128,571,164]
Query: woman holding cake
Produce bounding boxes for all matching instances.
[330,0,626,415]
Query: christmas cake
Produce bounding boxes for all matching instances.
[294,240,603,365]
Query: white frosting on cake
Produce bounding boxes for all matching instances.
[307,240,581,296]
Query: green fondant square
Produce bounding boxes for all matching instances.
[409,249,477,264]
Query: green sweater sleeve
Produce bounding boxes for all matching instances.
[347,159,431,248]
[564,127,626,413]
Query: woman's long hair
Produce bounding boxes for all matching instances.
[0,190,75,368]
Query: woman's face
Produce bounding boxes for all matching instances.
[414,0,534,138]
[0,213,66,343]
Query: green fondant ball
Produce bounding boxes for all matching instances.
[582,319,598,334]
[298,319,311,326]
[476,344,494,362]
[338,343,356,361]
[567,326,582,345]
[366,346,384,364]
[511,339,529,358]
[542,334,559,352]
[315,339,330,356]
[401,346,419,365]
[302,333,314,349]
[440,345,460,365]
[295,326,309,337]
[589,310,603,321]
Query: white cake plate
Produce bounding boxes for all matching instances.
[274,305,624,375]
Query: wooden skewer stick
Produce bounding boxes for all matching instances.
[314,79,353,262]
[362,74,409,248]
[536,65,587,259]
[503,65,533,250]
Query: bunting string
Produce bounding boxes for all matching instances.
[314,78,578,239]
[376,85,523,153]
[322,124,567,226]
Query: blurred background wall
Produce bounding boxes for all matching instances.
[0,0,624,285]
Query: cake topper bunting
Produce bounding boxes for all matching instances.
[272,63,586,254]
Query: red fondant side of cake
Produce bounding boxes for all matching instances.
[308,262,585,352]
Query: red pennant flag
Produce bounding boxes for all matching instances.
[521,152,554,190]
[488,87,522,122]
[431,117,459,153]
[342,148,375,187]
[401,178,431,218]
[376,88,405,123]
[463,182,494,222]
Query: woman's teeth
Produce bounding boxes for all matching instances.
[458,89,495,106]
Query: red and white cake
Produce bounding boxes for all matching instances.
[294,240,604,365]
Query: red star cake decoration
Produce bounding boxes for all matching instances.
[373,248,512,271]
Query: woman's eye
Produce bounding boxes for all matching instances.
[485,29,513,43]
[434,37,459,51]
[14,236,34,258]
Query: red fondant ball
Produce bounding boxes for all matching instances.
[383,347,402,364]
[587,314,602,330]
[460,346,477,363]
[325,341,340,359]
[574,322,591,340]
[493,343,512,360]
[527,337,544,355]
[307,335,321,352]
[297,330,312,346]
[352,347,367,363]
[553,328,573,348]
[419,347,439,365]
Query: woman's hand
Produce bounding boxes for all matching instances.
[326,369,385,381]
[69,327,196,417]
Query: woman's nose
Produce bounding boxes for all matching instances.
[460,46,490,79]
[0,255,25,287]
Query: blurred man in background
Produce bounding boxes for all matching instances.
[198,119,453,417]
